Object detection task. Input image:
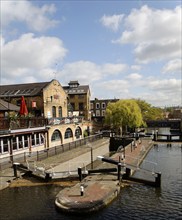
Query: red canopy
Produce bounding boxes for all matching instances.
[19,96,28,116]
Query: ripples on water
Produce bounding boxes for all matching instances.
[0,143,181,220]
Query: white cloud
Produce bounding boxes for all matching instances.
[93,80,129,99]
[131,65,141,71]
[102,63,128,75]
[147,78,180,92]
[100,14,124,32]
[91,77,181,106]
[61,61,102,85]
[140,78,182,106]
[0,35,5,47]
[1,0,58,31]
[137,90,181,107]
[162,59,182,74]
[60,61,127,85]
[134,40,180,64]
[127,73,142,80]
[113,5,181,63]
[1,33,67,83]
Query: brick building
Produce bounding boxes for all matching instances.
[63,81,91,120]
[0,79,68,118]
[0,79,90,160]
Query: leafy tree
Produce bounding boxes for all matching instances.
[104,99,144,134]
[135,99,164,121]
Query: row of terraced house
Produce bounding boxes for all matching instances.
[0,79,118,162]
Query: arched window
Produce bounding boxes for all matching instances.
[75,127,82,139]
[52,106,56,118]
[64,128,73,139]
[51,130,61,141]
[58,106,62,118]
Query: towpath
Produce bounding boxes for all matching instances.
[0,138,110,190]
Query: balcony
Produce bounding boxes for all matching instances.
[0,116,84,134]
[0,117,48,132]
[48,116,83,126]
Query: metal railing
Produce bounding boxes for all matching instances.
[0,117,48,131]
[0,116,84,131]
[0,133,103,170]
[48,116,83,126]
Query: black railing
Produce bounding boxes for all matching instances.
[0,134,103,170]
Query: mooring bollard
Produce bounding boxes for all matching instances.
[13,162,20,178]
[80,185,84,196]
[155,172,161,187]
[78,167,82,182]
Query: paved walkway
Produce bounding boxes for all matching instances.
[113,138,153,167]
[0,137,153,191]
[0,138,110,190]
[0,168,15,191]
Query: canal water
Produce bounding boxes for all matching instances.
[0,143,181,220]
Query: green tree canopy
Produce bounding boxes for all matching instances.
[135,99,164,121]
[104,99,144,134]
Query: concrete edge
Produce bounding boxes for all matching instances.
[55,182,121,213]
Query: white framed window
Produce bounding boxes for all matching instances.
[96,103,100,109]
[102,110,105,116]
[102,102,106,109]
[96,110,100,116]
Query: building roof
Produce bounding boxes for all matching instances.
[0,79,90,97]
[0,81,50,98]
[68,81,80,86]
[63,81,90,95]
[90,98,119,103]
[0,99,20,111]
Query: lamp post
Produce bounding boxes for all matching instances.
[90,146,93,169]
[87,142,93,169]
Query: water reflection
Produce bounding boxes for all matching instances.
[0,143,181,220]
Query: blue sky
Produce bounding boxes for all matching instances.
[1,0,181,107]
